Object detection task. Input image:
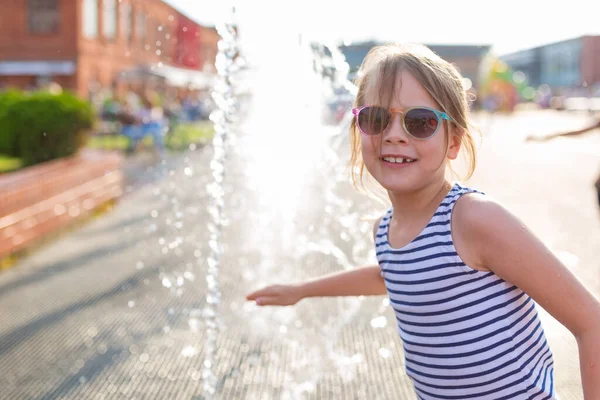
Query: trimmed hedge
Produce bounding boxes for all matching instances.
[0,89,25,156]
[0,90,94,166]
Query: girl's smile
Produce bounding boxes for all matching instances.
[380,154,418,168]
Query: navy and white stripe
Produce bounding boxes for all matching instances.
[377,183,556,400]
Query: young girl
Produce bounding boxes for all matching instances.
[246,43,600,399]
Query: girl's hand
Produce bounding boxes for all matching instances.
[246,284,303,306]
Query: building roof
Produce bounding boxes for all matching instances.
[499,35,599,58]
[339,41,491,72]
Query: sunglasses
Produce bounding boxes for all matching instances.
[352,105,451,139]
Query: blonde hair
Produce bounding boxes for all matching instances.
[349,43,478,190]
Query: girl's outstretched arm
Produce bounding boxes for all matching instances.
[246,217,388,306]
[246,265,386,306]
[454,194,600,399]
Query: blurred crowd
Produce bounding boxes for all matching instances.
[93,89,214,152]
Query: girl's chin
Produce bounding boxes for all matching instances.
[376,178,417,193]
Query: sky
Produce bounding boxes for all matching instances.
[164,0,600,56]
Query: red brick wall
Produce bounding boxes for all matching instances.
[0,0,78,60]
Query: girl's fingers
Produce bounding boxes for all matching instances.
[246,291,260,300]
[246,286,277,300]
[254,296,280,306]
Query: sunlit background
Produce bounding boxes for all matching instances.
[164,0,600,55]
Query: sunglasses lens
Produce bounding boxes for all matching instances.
[404,108,440,138]
[357,106,389,135]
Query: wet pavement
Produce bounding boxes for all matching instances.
[0,110,598,400]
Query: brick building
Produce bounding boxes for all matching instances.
[0,0,219,98]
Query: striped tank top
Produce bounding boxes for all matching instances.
[375,183,557,400]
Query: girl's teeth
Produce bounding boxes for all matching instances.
[383,157,414,163]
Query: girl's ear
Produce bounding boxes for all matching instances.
[447,126,463,160]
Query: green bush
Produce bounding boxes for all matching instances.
[0,89,25,157]
[1,91,94,166]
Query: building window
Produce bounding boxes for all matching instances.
[28,0,60,34]
[136,12,146,42]
[103,0,117,40]
[82,0,98,38]
[121,3,132,43]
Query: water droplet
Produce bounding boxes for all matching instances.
[54,204,66,215]
[162,278,172,288]
[181,346,198,358]
[184,167,193,176]
[128,301,135,308]
[184,271,195,281]
[151,210,158,218]
[189,318,201,332]
[191,370,201,381]
[370,316,387,329]
[136,261,144,270]
[378,348,392,358]
[97,344,108,354]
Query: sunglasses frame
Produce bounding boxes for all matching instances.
[352,105,451,140]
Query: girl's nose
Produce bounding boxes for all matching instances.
[384,114,409,143]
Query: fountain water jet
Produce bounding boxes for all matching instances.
[200,7,242,399]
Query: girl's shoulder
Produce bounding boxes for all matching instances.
[452,190,527,269]
[452,190,513,235]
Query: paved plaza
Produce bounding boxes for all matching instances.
[0,110,598,399]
